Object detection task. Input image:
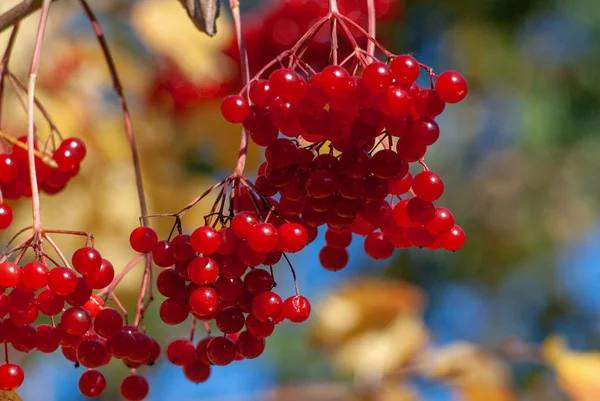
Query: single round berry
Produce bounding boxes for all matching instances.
[245,314,274,338]
[278,223,308,253]
[320,65,351,97]
[159,298,189,325]
[189,286,219,317]
[425,207,455,234]
[21,261,49,291]
[231,212,259,239]
[78,370,106,398]
[0,363,24,391]
[325,229,352,249]
[249,79,274,107]
[72,247,102,276]
[236,331,266,359]
[93,307,124,339]
[77,339,109,368]
[0,262,21,288]
[0,155,18,184]
[440,225,466,251]
[248,223,279,253]
[0,203,13,230]
[120,375,149,401]
[390,54,420,86]
[319,246,349,271]
[183,360,211,383]
[435,70,468,103]
[244,269,273,295]
[36,289,64,316]
[206,336,237,366]
[215,306,245,334]
[129,227,158,253]
[268,68,307,102]
[190,226,221,254]
[48,266,78,296]
[251,291,283,323]
[187,256,219,285]
[166,339,196,366]
[362,62,392,94]
[60,307,91,336]
[221,95,250,123]
[83,259,114,289]
[282,295,311,323]
[152,240,175,267]
[412,171,444,202]
[364,231,395,259]
[406,197,436,224]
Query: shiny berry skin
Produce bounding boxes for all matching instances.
[187,256,219,285]
[245,314,274,338]
[440,225,466,251]
[320,65,351,97]
[412,118,440,146]
[388,172,412,196]
[277,223,308,253]
[435,70,468,103]
[59,137,87,163]
[414,88,445,118]
[265,138,297,168]
[425,207,455,234]
[166,339,196,366]
[362,62,392,94]
[36,289,64,316]
[325,229,352,249]
[152,240,175,267]
[0,262,21,288]
[93,307,123,339]
[236,331,266,359]
[77,339,109,368]
[21,261,49,291]
[170,234,195,262]
[216,227,241,256]
[64,277,93,307]
[384,86,411,116]
[249,79,274,107]
[215,306,245,334]
[244,269,273,295]
[189,286,219,317]
[184,359,211,383]
[412,171,444,202]
[214,276,244,301]
[390,54,420,86]
[0,155,18,183]
[251,291,283,323]
[0,203,13,230]
[319,246,349,271]
[282,295,311,323]
[220,95,250,123]
[268,68,307,102]
[60,307,91,335]
[190,226,220,254]
[129,227,158,253]
[120,375,149,401]
[159,298,189,325]
[370,149,407,180]
[305,170,337,199]
[231,211,259,239]
[78,370,106,398]
[364,231,395,259]
[83,259,114,289]
[36,324,60,353]
[0,363,24,391]
[248,223,279,253]
[206,336,237,366]
[72,247,102,276]
[48,266,78,296]
[406,197,436,224]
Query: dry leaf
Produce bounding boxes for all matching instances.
[177,0,220,37]
[542,335,600,401]
[0,391,22,401]
[419,343,516,401]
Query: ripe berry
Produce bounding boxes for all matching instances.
[412,171,444,202]
[435,70,468,103]
[320,65,351,97]
[214,276,244,301]
[129,226,158,253]
[265,139,297,168]
[440,225,466,251]
[189,286,219,317]
[0,203,13,230]
[77,339,109,368]
[237,241,266,266]
[251,291,283,323]
[319,246,349,271]
[0,363,24,390]
[413,88,445,118]
[383,86,411,116]
[412,118,440,146]
[425,207,455,234]
[60,307,91,335]
[406,197,436,224]
[187,256,219,285]
[390,54,420,86]
[305,170,337,199]
[83,259,114,289]
[21,261,49,291]
[388,172,412,196]
[215,306,245,334]
[248,223,279,253]
[362,62,392,94]
[120,375,149,401]
[277,223,308,253]
[72,247,102,276]
[236,331,266,359]
[220,95,250,123]
[159,298,189,325]
[184,360,211,383]
[78,370,106,398]
[245,314,274,338]
[37,289,64,316]
[282,295,311,323]
[166,339,196,366]
[364,231,395,259]
[0,262,21,288]
[152,240,175,267]
[244,268,273,295]
[268,68,307,102]
[64,277,93,307]
[36,324,60,353]
[48,266,78,296]
[249,79,274,107]
[190,226,220,254]
[0,155,18,183]
[325,229,352,249]
[207,336,237,366]
[94,307,124,338]
[216,227,241,256]
[170,234,195,262]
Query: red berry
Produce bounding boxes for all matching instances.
[435,70,468,103]
[206,336,237,366]
[277,223,308,253]
[236,331,266,359]
[319,246,349,271]
[221,95,250,123]
[64,277,92,307]
[425,207,455,234]
[159,298,189,325]
[282,295,311,323]
[390,54,420,86]
[216,227,241,256]
[0,203,13,230]
[77,339,109,368]
[190,226,221,254]
[231,212,259,239]
[120,375,149,401]
[189,286,219,317]
[60,307,91,336]
[183,359,211,383]
[320,65,351,97]
[244,269,273,295]
[325,229,352,249]
[440,225,466,251]
[388,172,412,196]
[0,155,18,184]
[152,240,175,267]
[21,261,49,291]
[48,266,78,296]
[251,291,283,323]
[72,247,102,276]
[94,307,123,338]
[83,259,114,290]
[170,234,195,262]
[129,227,158,253]
[383,85,411,116]
[245,314,274,338]
[412,118,440,146]
[412,171,444,202]
[249,79,274,107]
[268,68,307,103]
[36,324,60,353]
[79,370,106,398]
[187,256,219,285]
[37,289,64,316]
[214,276,244,301]
[413,88,445,117]
[0,262,20,288]
[166,339,196,366]
[0,363,24,391]
[248,223,279,253]
[215,306,245,334]
[406,197,436,224]
[364,231,395,259]
[362,62,392,94]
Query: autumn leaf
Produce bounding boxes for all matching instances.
[418,343,516,401]
[542,335,600,401]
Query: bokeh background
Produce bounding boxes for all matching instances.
[1,0,600,399]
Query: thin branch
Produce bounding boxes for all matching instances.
[366,0,376,58]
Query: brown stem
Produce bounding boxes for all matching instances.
[133,256,152,327]
[0,0,61,33]
[0,24,19,130]
[78,0,149,227]
[41,229,94,247]
[0,130,56,168]
[330,18,338,65]
[27,0,52,232]
[42,233,73,269]
[98,253,145,298]
[177,177,229,217]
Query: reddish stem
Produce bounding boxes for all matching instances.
[0,24,19,132]
[336,13,392,58]
[366,0,376,58]
[98,253,145,298]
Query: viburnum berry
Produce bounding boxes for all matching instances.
[0,203,13,230]
[152,240,175,267]
[129,226,159,253]
[249,79,274,107]
[319,246,349,271]
[189,286,220,317]
[183,360,211,383]
[406,197,436,224]
[206,336,237,366]
[216,227,241,256]
[170,234,195,262]
[214,276,245,301]
[440,224,466,251]
[244,269,273,295]
[48,266,78,296]
[388,172,412,196]
[0,155,18,184]
[83,259,114,289]
[251,291,283,323]
[187,256,219,285]
[195,336,213,365]
[215,306,245,334]
[77,339,109,368]
[60,307,91,335]
[78,370,106,398]
[412,171,444,202]
[190,226,220,254]
[320,65,351,97]
[36,324,60,353]
[120,375,149,401]
[65,277,93,307]
[412,118,440,146]
[277,223,308,253]
[72,247,102,276]
[0,363,24,391]
[37,289,64,316]
[364,231,395,259]
[435,70,468,103]
[94,307,124,338]
[220,95,249,123]
[245,314,274,338]
[282,295,311,323]
[159,298,189,325]
[248,223,279,253]
[0,261,21,288]
[167,339,196,366]
[390,54,420,86]
[21,261,49,291]
[362,62,392,94]
[236,331,266,359]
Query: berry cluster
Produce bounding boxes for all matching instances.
[0,246,157,400]
[130,212,312,383]
[221,55,468,271]
[0,137,87,231]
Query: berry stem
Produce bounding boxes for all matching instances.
[189,318,197,342]
[177,177,229,217]
[418,159,430,171]
[330,17,339,65]
[366,0,376,58]
[0,24,19,132]
[203,321,211,335]
[98,253,145,299]
[4,343,8,364]
[133,256,152,327]
[0,130,56,168]
[41,229,94,247]
[27,0,52,233]
[78,0,149,227]
[336,13,392,58]
[329,0,339,13]
[281,253,300,296]
[229,0,250,177]
[42,233,73,270]
[109,292,129,324]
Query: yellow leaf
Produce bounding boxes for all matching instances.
[542,335,600,401]
[419,343,516,401]
[0,391,22,401]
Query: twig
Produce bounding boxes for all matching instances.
[0,24,19,131]
[366,0,376,58]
